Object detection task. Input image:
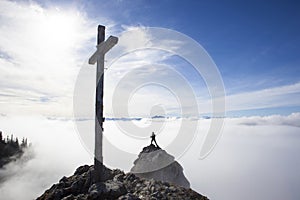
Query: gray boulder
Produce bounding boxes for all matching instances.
[130,144,190,188]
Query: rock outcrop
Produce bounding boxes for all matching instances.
[130,144,190,188]
[37,165,208,200]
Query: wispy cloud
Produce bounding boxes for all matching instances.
[234,112,300,127]
[0,0,104,117]
[194,81,300,115]
[226,82,300,112]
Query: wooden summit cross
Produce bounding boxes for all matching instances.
[89,25,118,180]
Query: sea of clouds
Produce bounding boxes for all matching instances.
[0,113,299,200]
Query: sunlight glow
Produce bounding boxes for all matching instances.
[36,10,81,51]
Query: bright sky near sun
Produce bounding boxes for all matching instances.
[0,0,300,118]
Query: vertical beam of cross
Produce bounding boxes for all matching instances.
[89,25,118,181]
[95,25,105,179]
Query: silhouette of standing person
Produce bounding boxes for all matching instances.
[150,132,160,148]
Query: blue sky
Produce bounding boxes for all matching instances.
[0,0,300,117]
[48,0,300,115]
[86,0,300,91]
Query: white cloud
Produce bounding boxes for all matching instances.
[193,82,300,115]
[117,25,152,52]
[183,121,300,200]
[0,114,300,200]
[226,82,300,111]
[232,112,300,127]
[0,0,107,117]
[0,116,91,200]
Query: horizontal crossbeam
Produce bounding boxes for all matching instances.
[88,36,118,64]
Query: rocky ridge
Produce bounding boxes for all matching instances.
[37,164,208,200]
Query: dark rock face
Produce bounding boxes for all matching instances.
[130,144,190,188]
[37,165,208,200]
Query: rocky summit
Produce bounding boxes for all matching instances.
[37,164,208,200]
[130,144,190,188]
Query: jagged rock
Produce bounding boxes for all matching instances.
[37,164,208,200]
[118,193,140,200]
[88,180,127,199]
[74,165,90,175]
[130,144,190,188]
